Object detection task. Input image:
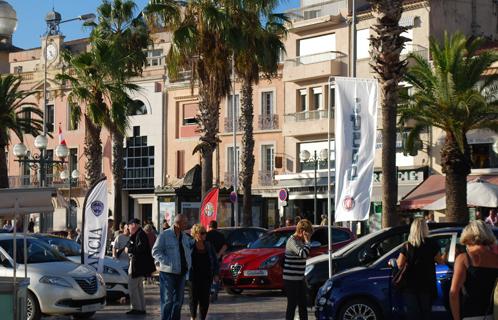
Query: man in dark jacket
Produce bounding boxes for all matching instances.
[126,218,156,315]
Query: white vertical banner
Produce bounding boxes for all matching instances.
[335,77,378,222]
[82,177,108,273]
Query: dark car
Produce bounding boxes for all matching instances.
[217,227,267,254]
[304,222,465,305]
[314,227,498,320]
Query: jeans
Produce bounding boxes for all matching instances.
[284,280,308,320]
[159,272,186,320]
[403,292,433,320]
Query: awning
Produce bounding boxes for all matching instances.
[0,188,56,216]
[400,175,498,210]
[399,15,418,28]
[371,184,418,202]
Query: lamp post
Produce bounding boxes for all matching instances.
[300,148,329,224]
[60,168,80,228]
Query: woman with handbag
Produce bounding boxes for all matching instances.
[449,220,498,320]
[396,217,444,320]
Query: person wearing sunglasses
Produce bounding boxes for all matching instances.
[188,224,219,320]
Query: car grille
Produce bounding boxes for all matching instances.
[230,264,242,278]
[56,296,106,308]
[74,276,98,295]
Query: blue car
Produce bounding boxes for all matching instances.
[315,227,498,320]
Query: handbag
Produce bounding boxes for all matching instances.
[392,243,411,291]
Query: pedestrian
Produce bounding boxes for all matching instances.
[126,218,156,315]
[152,214,193,320]
[449,220,498,320]
[485,208,498,227]
[114,222,126,239]
[283,219,313,320]
[475,210,483,221]
[66,228,77,240]
[113,223,130,266]
[107,217,115,255]
[28,218,35,233]
[395,218,444,320]
[206,220,227,301]
[424,211,435,223]
[75,228,82,244]
[189,224,219,320]
[162,219,170,231]
[144,224,157,249]
[319,214,328,226]
[285,218,293,227]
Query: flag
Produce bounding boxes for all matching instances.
[334,77,378,222]
[200,188,219,228]
[58,124,67,146]
[81,177,108,274]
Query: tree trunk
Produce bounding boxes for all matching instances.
[84,115,103,187]
[441,132,471,223]
[369,0,407,228]
[112,131,124,230]
[240,79,255,227]
[0,141,8,189]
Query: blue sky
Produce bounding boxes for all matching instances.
[9,0,299,49]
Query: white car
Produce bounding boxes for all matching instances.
[0,234,106,320]
[34,235,129,300]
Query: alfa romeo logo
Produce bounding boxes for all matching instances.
[343,196,355,211]
[204,202,214,217]
[90,201,104,217]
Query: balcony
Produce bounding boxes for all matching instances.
[283,51,346,82]
[258,171,275,186]
[258,114,279,131]
[286,0,346,33]
[224,117,240,132]
[283,110,333,137]
[8,175,86,189]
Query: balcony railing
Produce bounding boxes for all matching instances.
[224,117,240,132]
[402,44,429,60]
[284,109,330,123]
[8,175,86,188]
[258,114,279,130]
[286,0,347,22]
[258,170,275,186]
[286,51,346,66]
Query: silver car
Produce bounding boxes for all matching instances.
[0,234,106,320]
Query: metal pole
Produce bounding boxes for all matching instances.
[68,176,72,228]
[39,151,46,187]
[352,0,357,77]
[327,77,335,279]
[232,54,239,227]
[314,151,318,225]
[43,35,48,137]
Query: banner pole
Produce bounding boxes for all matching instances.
[327,76,335,279]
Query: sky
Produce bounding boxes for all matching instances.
[9,0,300,49]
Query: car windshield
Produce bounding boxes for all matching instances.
[248,230,293,249]
[40,237,81,257]
[0,239,67,264]
[332,228,387,257]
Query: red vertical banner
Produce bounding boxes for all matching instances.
[200,188,219,228]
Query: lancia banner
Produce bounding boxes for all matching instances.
[200,188,219,228]
[334,77,378,222]
[81,177,108,273]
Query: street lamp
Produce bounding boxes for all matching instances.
[60,169,80,228]
[300,148,329,224]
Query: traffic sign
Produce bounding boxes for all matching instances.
[278,189,288,202]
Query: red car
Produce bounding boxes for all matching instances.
[220,226,355,294]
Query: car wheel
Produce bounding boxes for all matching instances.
[72,312,96,319]
[338,298,381,320]
[27,291,41,320]
[225,287,243,295]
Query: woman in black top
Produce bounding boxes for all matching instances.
[189,224,219,320]
[450,220,498,320]
[396,218,444,320]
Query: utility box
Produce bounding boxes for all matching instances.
[0,277,29,320]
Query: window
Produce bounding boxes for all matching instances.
[471,143,498,169]
[227,146,240,174]
[124,134,154,190]
[146,49,163,67]
[176,150,185,178]
[13,66,22,73]
[357,29,370,59]
[67,103,78,130]
[261,91,274,115]
[299,89,307,112]
[312,87,323,110]
[401,29,413,55]
[20,106,32,133]
[261,145,274,172]
[130,100,147,116]
[182,103,198,125]
[227,94,240,120]
[300,141,335,172]
[133,126,140,137]
[46,105,54,133]
[298,34,336,64]
[69,148,77,175]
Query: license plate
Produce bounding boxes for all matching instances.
[81,303,103,313]
[243,270,268,277]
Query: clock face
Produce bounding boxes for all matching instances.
[46,43,58,61]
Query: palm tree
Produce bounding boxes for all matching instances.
[230,2,287,226]
[146,0,233,199]
[368,0,408,227]
[0,75,43,188]
[399,33,498,223]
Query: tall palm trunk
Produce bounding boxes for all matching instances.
[85,115,103,186]
[441,132,471,223]
[112,131,124,229]
[369,0,407,228]
[0,135,8,188]
[240,78,255,227]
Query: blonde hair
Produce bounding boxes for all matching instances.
[408,218,429,247]
[296,219,313,234]
[191,224,206,238]
[460,220,497,246]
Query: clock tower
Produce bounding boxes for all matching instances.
[41,10,64,65]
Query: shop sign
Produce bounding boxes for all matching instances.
[373,167,426,185]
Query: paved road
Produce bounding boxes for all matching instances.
[43,284,315,320]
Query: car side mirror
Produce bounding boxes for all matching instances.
[310,241,321,248]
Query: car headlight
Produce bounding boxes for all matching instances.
[96,273,105,286]
[39,276,73,288]
[259,255,280,269]
[305,263,315,276]
[103,265,120,275]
